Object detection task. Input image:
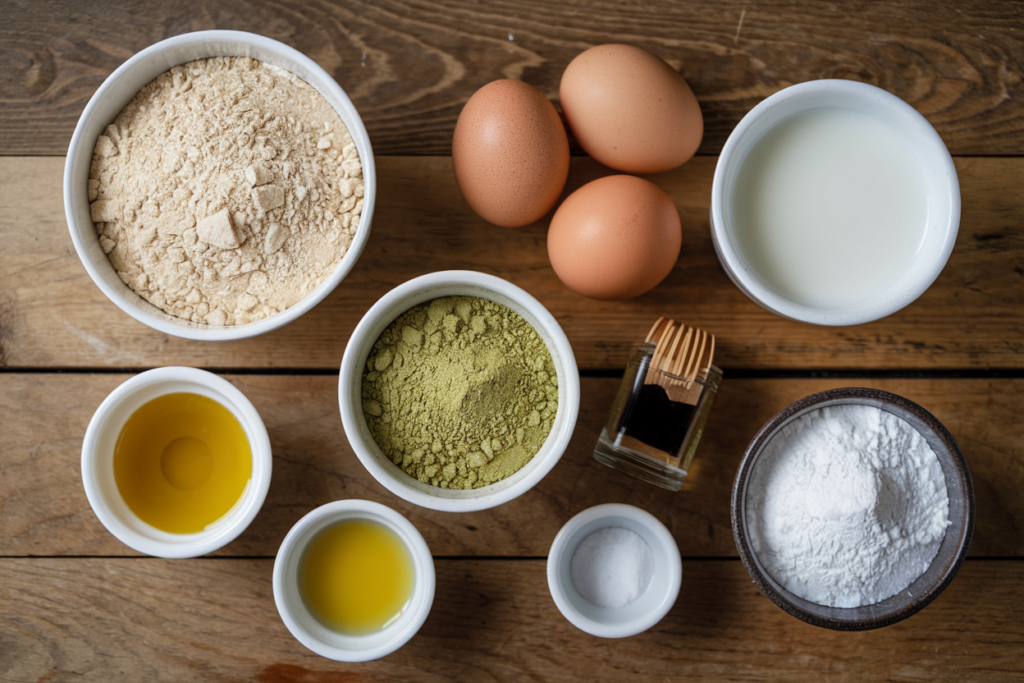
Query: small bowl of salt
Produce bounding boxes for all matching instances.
[732,387,975,630]
[547,503,682,638]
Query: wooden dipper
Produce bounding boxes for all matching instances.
[643,317,716,406]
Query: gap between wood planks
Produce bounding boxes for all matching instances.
[2,367,1023,379]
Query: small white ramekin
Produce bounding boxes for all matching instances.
[338,270,580,513]
[710,79,960,326]
[81,367,272,558]
[547,503,682,638]
[273,499,435,661]
[63,30,376,340]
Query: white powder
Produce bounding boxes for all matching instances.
[570,526,654,608]
[745,404,950,608]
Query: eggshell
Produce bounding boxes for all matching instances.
[452,79,570,227]
[547,175,681,300]
[559,44,703,174]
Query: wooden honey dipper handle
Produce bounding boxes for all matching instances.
[642,318,716,404]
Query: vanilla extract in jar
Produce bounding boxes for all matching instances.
[594,320,721,491]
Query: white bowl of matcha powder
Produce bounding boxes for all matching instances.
[339,271,580,512]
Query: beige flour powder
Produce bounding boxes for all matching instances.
[89,56,364,325]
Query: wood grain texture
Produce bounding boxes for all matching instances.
[1,557,1021,682]
[2,156,1022,370]
[1,0,1023,156]
[2,374,1020,558]
[4,4,1023,679]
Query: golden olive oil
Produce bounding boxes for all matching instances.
[299,519,415,635]
[113,392,252,534]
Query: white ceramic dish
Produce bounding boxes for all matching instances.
[547,503,682,638]
[63,30,376,340]
[338,270,580,513]
[273,499,435,661]
[710,79,960,326]
[81,367,272,558]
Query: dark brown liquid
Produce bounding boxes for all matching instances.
[618,383,696,455]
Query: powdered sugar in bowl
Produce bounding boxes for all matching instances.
[731,388,974,630]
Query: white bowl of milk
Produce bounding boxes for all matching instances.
[711,79,960,326]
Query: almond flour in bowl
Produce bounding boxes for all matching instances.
[88,56,365,326]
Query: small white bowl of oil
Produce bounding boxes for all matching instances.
[273,499,435,661]
[81,366,272,558]
[710,79,960,326]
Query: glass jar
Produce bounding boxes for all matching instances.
[593,342,722,491]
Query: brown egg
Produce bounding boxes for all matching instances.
[559,44,703,174]
[452,79,570,228]
[548,175,681,300]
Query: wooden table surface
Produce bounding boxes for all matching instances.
[3,1,1023,681]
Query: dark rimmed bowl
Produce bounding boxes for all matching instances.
[731,387,974,630]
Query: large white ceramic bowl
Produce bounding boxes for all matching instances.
[710,79,960,326]
[81,367,273,558]
[63,30,376,340]
[338,271,580,512]
[547,503,682,638]
[273,499,435,661]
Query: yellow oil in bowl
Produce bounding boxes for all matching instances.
[299,519,415,635]
[113,392,252,534]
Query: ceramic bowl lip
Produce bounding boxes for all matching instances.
[338,270,581,513]
[272,499,435,662]
[63,29,376,340]
[546,503,682,638]
[710,78,961,326]
[80,366,273,558]
[731,387,975,631]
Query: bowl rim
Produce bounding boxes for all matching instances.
[272,499,435,662]
[709,78,961,326]
[730,387,975,630]
[338,270,580,512]
[63,29,376,340]
[80,366,273,558]
[546,503,682,638]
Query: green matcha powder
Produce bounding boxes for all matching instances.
[361,296,558,489]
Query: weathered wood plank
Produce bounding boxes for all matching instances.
[2,0,1023,156]
[1,156,1022,370]
[1,558,1020,682]
[2,374,1019,558]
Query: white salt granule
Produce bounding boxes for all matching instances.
[570,526,654,608]
[746,404,951,608]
